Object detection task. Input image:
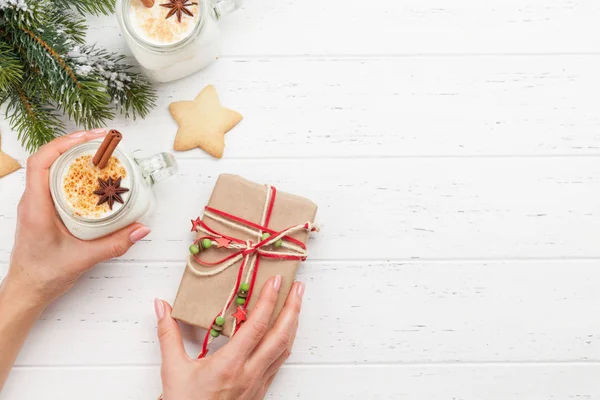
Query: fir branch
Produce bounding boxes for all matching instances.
[22,26,81,87]
[0,0,157,152]
[67,45,157,119]
[49,7,87,45]
[0,0,52,29]
[53,0,115,16]
[4,84,64,152]
[10,23,115,127]
[1,1,87,44]
[0,0,29,13]
[0,42,22,91]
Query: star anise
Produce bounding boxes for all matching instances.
[160,0,198,23]
[93,177,130,210]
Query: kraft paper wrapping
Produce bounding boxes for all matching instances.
[171,174,318,336]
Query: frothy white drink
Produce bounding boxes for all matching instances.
[60,150,132,220]
[129,0,200,46]
[50,140,180,241]
[116,0,224,83]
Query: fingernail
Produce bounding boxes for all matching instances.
[130,226,151,243]
[154,298,165,320]
[273,275,282,292]
[297,282,305,299]
[69,130,88,138]
[90,128,107,135]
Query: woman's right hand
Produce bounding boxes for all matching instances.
[155,275,304,400]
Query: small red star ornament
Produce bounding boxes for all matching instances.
[191,217,202,232]
[232,306,247,324]
[215,237,231,248]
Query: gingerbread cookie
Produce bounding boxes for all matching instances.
[0,135,21,179]
[169,85,243,158]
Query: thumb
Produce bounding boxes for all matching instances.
[155,299,188,368]
[84,223,150,264]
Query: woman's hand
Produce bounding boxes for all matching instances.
[1,129,152,389]
[6,129,151,308]
[156,275,304,400]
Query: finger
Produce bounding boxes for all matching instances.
[263,320,298,380]
[249,382,268,400]
[28,129,107,170]
[250,322,297,400]
[250,362,285,400]
[26,129,107,199]
[247,282,304,371]
[83,223,150,266]
[246,320,295,400]
[155,299,189,369]
[263,373,279,398]
[224,275,282,359]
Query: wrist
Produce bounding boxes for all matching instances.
[1,269,51,313]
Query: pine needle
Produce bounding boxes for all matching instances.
[0,0,156,152]
[52,0,116,16]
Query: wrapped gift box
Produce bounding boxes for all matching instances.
[172,174,318,337]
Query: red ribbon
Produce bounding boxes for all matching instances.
[190,185,313,359]
[159,186,315,400]
[191,210,310,267]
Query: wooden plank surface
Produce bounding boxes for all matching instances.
[0,259,598,366]
[1,0,600,398]
[4,56,599,162]
[1,157,599,263]
[3,363,600,399]
[86,0,600,55]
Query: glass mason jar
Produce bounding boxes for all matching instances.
[116,0,242,83]
[49,141,178,240]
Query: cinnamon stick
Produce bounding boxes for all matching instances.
[92,130,117,166]
[97,131,122,169]
[140,0,154,7]
[93,130,122,169]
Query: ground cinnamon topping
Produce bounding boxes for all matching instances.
[63,155,128,218]
[131,0,199,44]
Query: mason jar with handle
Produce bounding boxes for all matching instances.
[116,0,242,83]
[49,140,178,240]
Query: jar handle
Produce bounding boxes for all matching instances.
[213,0,242,19]
[135,152,178,186]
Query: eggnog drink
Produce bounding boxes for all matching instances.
[50,136,177,240]
[61,151,131,220]
[116,0,240,82]
[128,0,200,46]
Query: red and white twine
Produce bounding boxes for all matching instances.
[158,185,317,400]
[189,185,317,356]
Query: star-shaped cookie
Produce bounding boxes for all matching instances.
[170,85,243,158]
[0,135,21,179]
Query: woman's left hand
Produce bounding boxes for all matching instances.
[0,129,152,389]
[6,129,151,307]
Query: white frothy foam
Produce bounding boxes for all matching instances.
[129,0,200,46]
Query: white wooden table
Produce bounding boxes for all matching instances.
[2,1,600,398]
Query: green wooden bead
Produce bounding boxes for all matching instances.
[215,316,225,326]
[202,238,212,249]
[189,244,200,255]
[236,297,246,305]
[210,329,220,338]
[240,283,250,292]
[261,232,271,241]
[275,239,283,247]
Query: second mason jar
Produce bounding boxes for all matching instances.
[116,0,241,83]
